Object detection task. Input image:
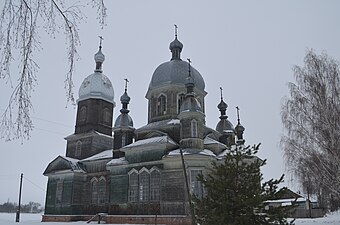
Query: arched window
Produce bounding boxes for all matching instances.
[177,93,186,114]
[190,169,203,198]
[79,106,87,121]
[122,134,126,147]
[98,177,106,204]
[139,169,150,202]
[157,94,167,116]
[55,180,63,204]
[103,108,111,124]
[191,119,198,138]
[150,168,161,201]
[75,140,82,157]
[91,178,98,204]
[128,170,139,202]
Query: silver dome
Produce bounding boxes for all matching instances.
[114,113,133,127]
[148,60,205,92]
[78,72,115,104]
[216,119,234,134]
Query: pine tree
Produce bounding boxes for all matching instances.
[193,144,295,225]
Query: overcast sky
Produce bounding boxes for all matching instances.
[1,0,340,205]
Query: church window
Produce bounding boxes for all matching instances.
[150,168,161,201]
[122,134,126,147]
[79,106,87,121]
[190,169,203,198]
[98,177,106,204]
[103,108,111,124]
[191,119,198,137]
[55,180,63,204]
[177,93,186,114]
[75,140,82,157]
[157,94,167,116]
[128,170,139,202]
[139,169,150,202]
[91,178,98,204]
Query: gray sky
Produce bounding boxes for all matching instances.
[1,0,340,205]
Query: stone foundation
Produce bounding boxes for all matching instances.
[42,214,192,225]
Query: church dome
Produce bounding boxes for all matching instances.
[114,113,133,127]
[169,37,183,51]
[78,72,114,103]
[77,47,115,104]
[180,95,203,113]
[148,60,205,93]
[216,119,234,134]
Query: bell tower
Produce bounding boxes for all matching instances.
[65,38,115,159]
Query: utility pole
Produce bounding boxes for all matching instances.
[179,148,196,225]
[15,173,23,223]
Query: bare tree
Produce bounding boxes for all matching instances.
[281,49,340,210]
[0,0,107,142]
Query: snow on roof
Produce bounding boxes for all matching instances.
[65,130,113,140]
[107,157,128,166]
[123,136,177,148]
[167,119,180,125]
[266,197,306,204]
[167,148,216,157]
[80,150,113,162]
[204,136,226,147]
[137,119,179,131]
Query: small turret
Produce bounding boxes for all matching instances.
[215,87,235,147]
[235,106,245,145]
[113,79,135,158]
[178,59,205,151]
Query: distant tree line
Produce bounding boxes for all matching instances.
[0,201,43,213]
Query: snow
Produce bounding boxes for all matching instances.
[80,150,113,161]
[122,136,177,148]
[167,149,216,157]
[1,212,340,225]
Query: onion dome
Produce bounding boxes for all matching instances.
[235,106,245,143]
[114,80,134,128]
[180,97,202,113]
[169,37,183,60]
[180,59,203,113]
[235,122,245,140]
[216,87,234,133]
[114,113,133,127]
[146,34,205,98]
[78,46,115,104]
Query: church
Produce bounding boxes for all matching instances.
[42,31,246,224]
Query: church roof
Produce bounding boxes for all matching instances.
[147,60,205,96]
[107,157,128,166]
[137,118,180,131]
[122,135,177,149]
[78,71,115,104]
[166,148,216,157]
[43,155,85,175]
[80,149,113,162]
[77,47,115,104]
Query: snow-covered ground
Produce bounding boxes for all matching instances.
[0,212,339,225]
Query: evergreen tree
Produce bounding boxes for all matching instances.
[193,144,294,225]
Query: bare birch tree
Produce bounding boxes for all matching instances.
[0,0,107,142]
[281,49,340,210]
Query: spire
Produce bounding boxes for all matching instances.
[169,24,183,60]
[235,106,245,143]
[185,58,195,94]
[217,87,228,119]
[94,36,105,72]
[120,78,131,113]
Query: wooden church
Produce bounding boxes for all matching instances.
[42,31,246,225]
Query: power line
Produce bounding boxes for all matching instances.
[23,177,46,193]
